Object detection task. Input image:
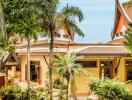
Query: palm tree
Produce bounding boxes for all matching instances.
[124,23,132,55]
[35,1,84,99]
[53,52,83,100]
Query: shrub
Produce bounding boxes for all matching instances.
[89,78,132,100]
[53,79,67,90]
[0,82,46,100]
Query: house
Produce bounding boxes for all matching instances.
[1,0,132,96]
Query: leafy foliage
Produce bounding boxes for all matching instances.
[53,52,85,99]
[0,82,46,100]
[89,78,132,100]
[35,1,84,99]
[35,0,84,38]
[53,78,67,90]
[1,0,40,41]
[53,52,84,80]
[0,1,15,55]
[124,23,132,54]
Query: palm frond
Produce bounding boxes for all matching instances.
[64,19,84,37]
[124,23,132,52]
[61,6,84,22]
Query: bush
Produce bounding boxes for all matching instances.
[53,79,67,90]
[89,78,132,100]
[0,82,46,100]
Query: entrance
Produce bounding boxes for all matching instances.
[100,60,113,79]
[30,61,41,84]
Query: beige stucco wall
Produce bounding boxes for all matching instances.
[20,55,49,86]
[117,57,132,82]
[20,54,132,95]
[117,57,126,82]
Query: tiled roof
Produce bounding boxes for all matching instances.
[18,39,76,47]
[77,46,129,56]
[16,47,68,55]
[107,38,125,44]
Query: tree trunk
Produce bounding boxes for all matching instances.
[66,79,70,100]
[27,38,31,100]
[67,35,71,52]
[5,66,8,85]
[49,27,54,100]
[60,78,64,99]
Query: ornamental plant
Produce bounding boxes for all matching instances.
[89,78,132,100]
[0,82,46,100]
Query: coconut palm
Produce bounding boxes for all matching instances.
[53,52,83,100]
[124,23,132,54]
[35,1,84,99]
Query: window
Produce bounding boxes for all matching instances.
[116,33,119,37]
[63,35,69,38]
[16,66,20,71]
[76,61,97,67]
[30,61,40,65]
[126,60,132,81]
[8,66,12,70]
[25,61,40,82]
[120,32,123,36]
[54,33,61,37]
[121,25,126,34]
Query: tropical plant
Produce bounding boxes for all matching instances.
[0,81,46,100]
[124,23,132,55]
[2,0,40,99]
[89,78,132,100]
[35,1,84,99]
[53,78,67,90]
[53,52,84,100]
[0,1,16,72]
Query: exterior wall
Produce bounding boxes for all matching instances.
[20,55,49,86]
[117,57,132,82]
[75,57,113,95]
[19,54,132,95]
[75,56,132,95]
[117,57,126,82]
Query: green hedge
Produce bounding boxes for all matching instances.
[89,78,132,100]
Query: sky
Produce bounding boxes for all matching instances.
[59,0,129,43]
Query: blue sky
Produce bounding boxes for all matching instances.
[59,0,128,43]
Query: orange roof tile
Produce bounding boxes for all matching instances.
[18,39,76,47]
[78,46,129,56]
[107,38,125,44]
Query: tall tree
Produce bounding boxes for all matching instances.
[53,52,83,100]
[35,1,84,99]
[2,0,40,99]
[0,1,15,72]
[124,23,132,55]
